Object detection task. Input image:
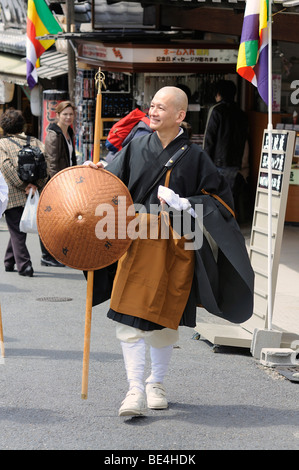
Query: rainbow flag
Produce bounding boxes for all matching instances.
[26,0,63,89]
[237,0,269,104]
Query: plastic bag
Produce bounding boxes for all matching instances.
[19,188,39,233]
[0,170,8,218]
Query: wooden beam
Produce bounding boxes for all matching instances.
[160,7,244,36]
[272,12,299,43]
[160,7,299,43]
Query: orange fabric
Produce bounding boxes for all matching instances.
[110,168,194,330]
[201,188,235,218]
[110,210,194,329]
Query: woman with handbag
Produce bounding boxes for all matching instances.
[0,108,49,276]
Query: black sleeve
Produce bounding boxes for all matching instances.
[190,148,235,216]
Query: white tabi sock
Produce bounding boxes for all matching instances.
[121,339,146,393]
[146,344,173,384]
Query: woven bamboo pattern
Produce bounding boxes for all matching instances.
[37,166,134,270]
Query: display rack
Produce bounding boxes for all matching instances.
[75,69,132,161]
[75,68,96,162]
[100,118,120,140]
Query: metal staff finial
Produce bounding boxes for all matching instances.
[95,68,106,94]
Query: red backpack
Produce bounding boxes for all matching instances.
[105,108,150,153]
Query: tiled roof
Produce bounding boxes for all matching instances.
[37,50,70,79]
[0,29,26,55]
[94,0,144,27]
[0,0,27,29]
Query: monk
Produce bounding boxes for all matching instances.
[84,86,254,416]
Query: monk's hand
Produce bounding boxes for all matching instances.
[157,186,191,211]
[157,186,197,218]
[83,161,104,169]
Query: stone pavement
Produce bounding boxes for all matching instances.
[0,217,298,451]
[235,222,299,336]
[271,224,299,335]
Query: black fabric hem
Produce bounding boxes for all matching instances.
[107,309,165,331]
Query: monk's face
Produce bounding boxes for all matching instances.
[149,87,186,134]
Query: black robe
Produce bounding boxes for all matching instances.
[89,131,254,330]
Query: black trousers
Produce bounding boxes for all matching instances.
[4,206,32,272]
[39,238,57,261]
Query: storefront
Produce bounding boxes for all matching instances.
[0,48,70,138]
[85,0,298,223]
[74,40,240,162]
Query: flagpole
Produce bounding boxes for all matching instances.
[267,0,273,331]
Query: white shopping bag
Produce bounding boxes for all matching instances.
[19,188,39,233]
[0,170,8,218]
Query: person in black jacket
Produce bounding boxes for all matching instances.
[45,101,77,178]
[203,80,248,192]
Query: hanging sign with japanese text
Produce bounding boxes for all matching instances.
[80,43,238,65]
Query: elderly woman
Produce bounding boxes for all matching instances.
[0,108,49,276]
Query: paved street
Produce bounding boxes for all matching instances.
[0,217,298,451]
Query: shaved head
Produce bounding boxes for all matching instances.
[149,86,188,147]
[153,86,188,113]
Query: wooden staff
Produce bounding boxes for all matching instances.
[81,270,94,399]
[0,303,4,358]
[81,68,106,399]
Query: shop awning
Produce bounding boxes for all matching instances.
[37,50,70,79]
[0,53,27,86]
[0,50,70,87]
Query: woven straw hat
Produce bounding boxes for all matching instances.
[37,166,134,270]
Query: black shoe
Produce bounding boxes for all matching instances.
[19,265,34,277]
[5,265,15,272]
[41,257,65,267]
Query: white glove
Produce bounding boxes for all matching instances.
[158,185,191,211]
[157,186,197,218]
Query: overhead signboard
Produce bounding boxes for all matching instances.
[80,43,238,65]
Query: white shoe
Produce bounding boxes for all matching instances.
[118,390,147,417]
[146,383,168,409]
